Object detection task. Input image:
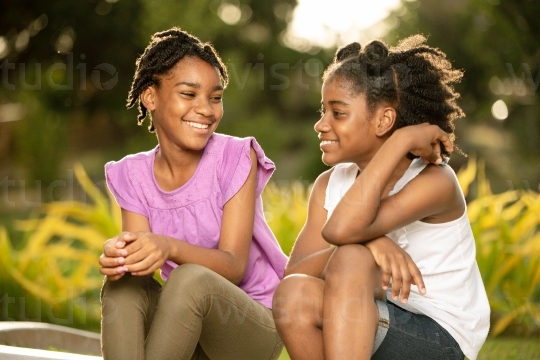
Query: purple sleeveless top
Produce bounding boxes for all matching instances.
[105,133,288,308]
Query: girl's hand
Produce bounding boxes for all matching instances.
[397,123,453,165]
[121,231,171,276]
[365,236,426,303]
[99,232,130,281]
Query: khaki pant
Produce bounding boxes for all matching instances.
[101,264,283,360]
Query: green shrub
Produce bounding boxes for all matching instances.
[1,160,538,336]
[462,159,540,336]
[0,164,118,330]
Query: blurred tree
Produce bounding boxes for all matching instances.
[385,0,540,191]
[0,0,332,189]
[0,0,146,184]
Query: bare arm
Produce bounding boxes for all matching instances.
[100,147,259,284]
[284,170,334,278]
[322,124,463,245]
[286,167,426,303]
[283,162,427,302]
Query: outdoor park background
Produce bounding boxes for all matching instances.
[0,0,539,358]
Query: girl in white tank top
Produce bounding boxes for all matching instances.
[272,36,489,360]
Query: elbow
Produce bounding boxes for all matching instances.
[229,274,243,286]
[321,223,348,245]
[221,251,248,285]
[229,263,247,285]
[322,223,369,245]
[230,269,245,285]
[230,276,243,286]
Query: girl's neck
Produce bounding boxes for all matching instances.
[154,141,205,192]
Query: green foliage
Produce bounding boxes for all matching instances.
[2,0,539,198]
[0,0,330,184]
[463,159,540,337]
[262,180,311,256]
[385,0,540,191]
[1,161,539,339]
[11,95,67,185]
[477,338,540,360]
[280,338,540,360]
[0,163,119,330]
[387,0,540,117]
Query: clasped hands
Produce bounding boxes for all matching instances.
[99,231,170,281]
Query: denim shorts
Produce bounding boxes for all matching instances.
[371,300,465,359]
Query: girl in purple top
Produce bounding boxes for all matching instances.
[99,28,287,360]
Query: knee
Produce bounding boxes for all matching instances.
[101,273,155,303]
[166,263,217,287]
[273,275,310,304]
[324,244,376,282]
[101,274,158,325]
[160,264,219,303]
[272,275,321,322]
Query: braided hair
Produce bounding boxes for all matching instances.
[323,35,464,158]
[126,27,229,132]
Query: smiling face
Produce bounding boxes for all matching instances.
[141,56,224,153]
[315,77,393,167]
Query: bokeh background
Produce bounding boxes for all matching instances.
[0,0,539,358]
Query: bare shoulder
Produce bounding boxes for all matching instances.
[419,163,460,190]
[299,168,334,216]
[315,168,334,186]
[414,163,465,220]
[311,168,334,199]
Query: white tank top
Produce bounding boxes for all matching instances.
[324,159,490,360]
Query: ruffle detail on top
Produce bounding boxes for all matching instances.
[105,151,152,217]
[104,133,287,309]
[220,137,275,205]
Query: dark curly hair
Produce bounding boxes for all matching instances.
[323,35,464,158]
[126,27,229,132]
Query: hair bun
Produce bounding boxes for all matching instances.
[364,40,389,66]
[335,42,362,62]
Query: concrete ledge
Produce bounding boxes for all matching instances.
[0,322,102,360]
[0,345,102,360]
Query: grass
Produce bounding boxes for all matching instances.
[277,338,540,359]
[477,338,540,359]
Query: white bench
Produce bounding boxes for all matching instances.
[0,322,102,360]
